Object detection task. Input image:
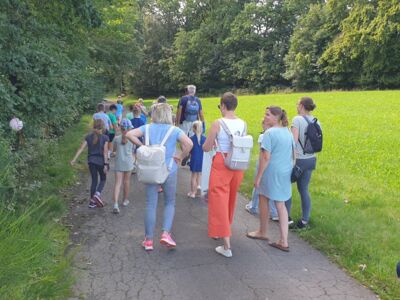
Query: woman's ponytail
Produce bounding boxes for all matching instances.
[281,109,288,127]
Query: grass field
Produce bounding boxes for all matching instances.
[124,90,400,299]
[201,91,400,299]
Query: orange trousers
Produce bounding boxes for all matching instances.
[208,153,244,238]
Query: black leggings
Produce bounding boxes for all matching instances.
[88,163,106,197]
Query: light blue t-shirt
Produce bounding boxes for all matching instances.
[116,104,124,117]
[139,124,184,174]
[93,112,111,130]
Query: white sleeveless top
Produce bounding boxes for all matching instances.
[217,118,246,153]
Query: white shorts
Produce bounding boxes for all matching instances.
[179,120,195,137]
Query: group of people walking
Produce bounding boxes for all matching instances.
[71,85,320,258]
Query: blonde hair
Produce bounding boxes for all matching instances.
[192,120,203,144]
[151,103,173,124]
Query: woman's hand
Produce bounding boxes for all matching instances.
[254,177,261,189]
[70,160,76,166]
[173,153,182,164]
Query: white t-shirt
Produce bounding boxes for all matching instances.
[217,118,246,153]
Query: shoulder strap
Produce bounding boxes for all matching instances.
[218,119,232,138]
[302,115,311,125]
[145,125,150,145]
[160,126,175,146]
[242,121,247,136]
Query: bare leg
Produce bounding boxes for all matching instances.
[196,172,201,190]
[113,172,123,205]
[246,194,269,239]
[275,201,289,247]
[223,236,231,250]
[190,172,197,195]
[123,171,132,200]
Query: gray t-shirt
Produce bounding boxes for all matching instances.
[291,115,321,160]
[85,133,109,165]
[112,135,134,172]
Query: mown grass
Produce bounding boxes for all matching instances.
[198,90,399,299]
[118,91,400,298]
[0,116,91,299]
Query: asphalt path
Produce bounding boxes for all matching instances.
[68,164,377,300]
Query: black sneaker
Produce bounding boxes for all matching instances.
[296,220,309,229]
[290,219,309,230]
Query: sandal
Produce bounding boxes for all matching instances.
[269,242,289,252]
[246,231,269,241]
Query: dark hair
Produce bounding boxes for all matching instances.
[129,104,134,111]
[220,92,238,111]
[109,104,117,111]
[267,106,288,127]
[97,103,105,112]
[300,96,316,111]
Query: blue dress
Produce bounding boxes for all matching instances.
[189,135,206,172]
[258,127,294,201]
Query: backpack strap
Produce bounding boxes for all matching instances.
[145,125,150,146]
[160,126,175,147]
[242,122,247,136]
[218,119,233,140]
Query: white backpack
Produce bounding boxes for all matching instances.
[136,125,175,184]
[219,119,253,170]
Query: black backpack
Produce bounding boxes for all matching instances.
[299,116,323,154]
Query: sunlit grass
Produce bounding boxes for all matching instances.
[199,90,400,299]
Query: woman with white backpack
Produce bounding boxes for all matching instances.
[202,92,250,258]
[126,103,193,251]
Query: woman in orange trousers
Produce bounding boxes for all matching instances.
[203,92,246,258]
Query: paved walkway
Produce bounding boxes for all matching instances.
[68,166,377,300]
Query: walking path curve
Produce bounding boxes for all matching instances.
[68,165,377,300]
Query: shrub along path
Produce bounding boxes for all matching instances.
[68,164,377,300]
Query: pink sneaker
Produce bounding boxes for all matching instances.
[160,232,176,248]
[142,239,153,251]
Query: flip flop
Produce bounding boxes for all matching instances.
[246,232,269,241]
[269,242,289,252]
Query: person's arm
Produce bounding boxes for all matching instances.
[103,141,109,173]
[174,133,193,163]
[125,128,145,146]
[291,126,299,143]
[202,120,219,152]
[199,109,205,122]
[254,149,271,188]
[70,141,87,165]
[175,105,182,126]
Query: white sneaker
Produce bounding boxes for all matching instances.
[122,199,129,207]
[271,216,279,221]
[215,246,232,258]
[113,203,120,214]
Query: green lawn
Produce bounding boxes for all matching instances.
[118,91,400,298]
[199,91,399,299]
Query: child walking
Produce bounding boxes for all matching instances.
[188,120,206,198]
[112,119,135,214]
[71,119,109,208]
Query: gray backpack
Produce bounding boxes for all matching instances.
[219,119,253,170]
[136,125,175,184]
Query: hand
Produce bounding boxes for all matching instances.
[173,154,182,164]
[70,160,76,166]
[103,166,108,174]
[254,178,261,189]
